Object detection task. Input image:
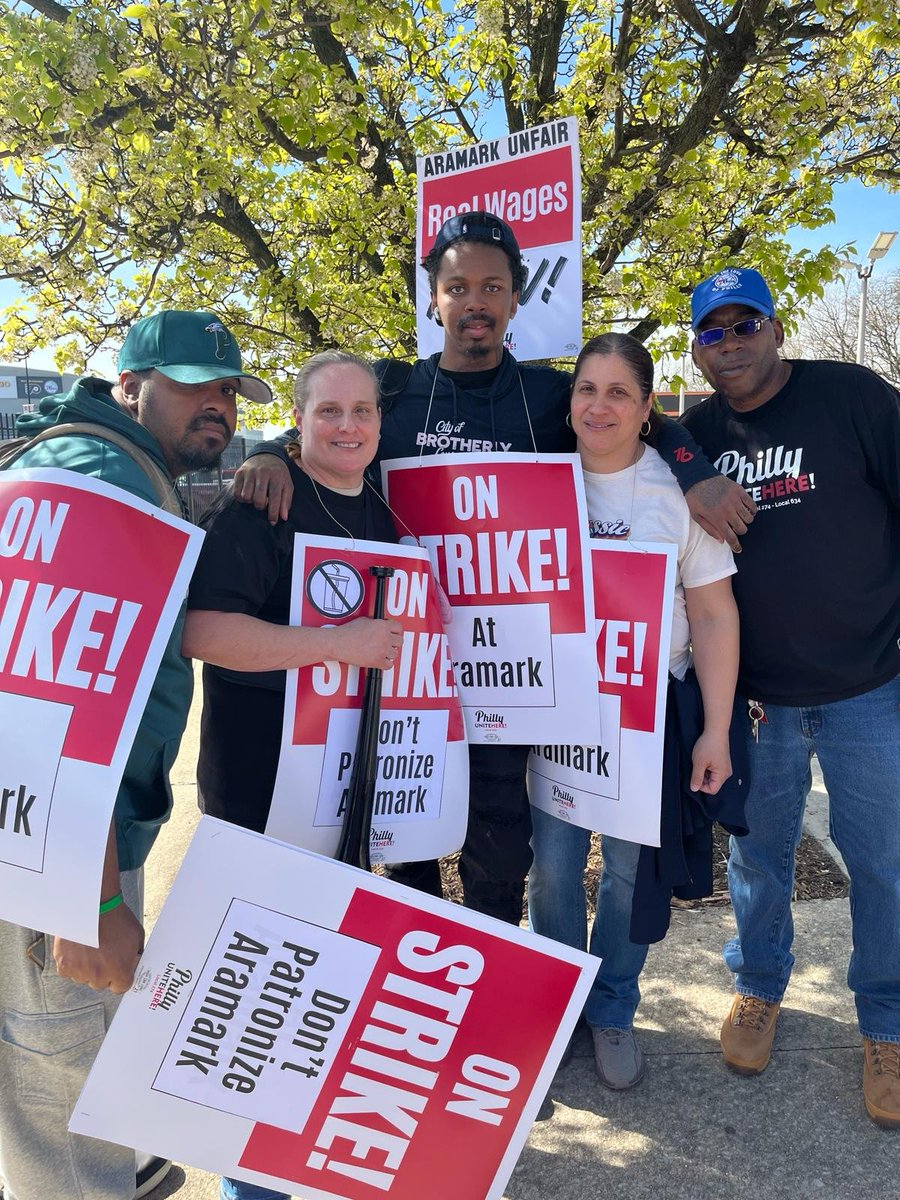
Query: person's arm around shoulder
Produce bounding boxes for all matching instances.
[52,822,143,993]
[653,413,757,552]
[182,610,403,673]
[684,576,740,794]
[232,432,296,524]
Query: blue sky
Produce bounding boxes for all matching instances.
[5,177,898,375]
[788,178,898,258]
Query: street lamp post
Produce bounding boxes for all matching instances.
[845,231,897,366]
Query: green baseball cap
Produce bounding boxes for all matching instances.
[118,310,273,405]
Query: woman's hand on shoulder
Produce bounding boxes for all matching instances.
[233,454,294,524]
[690,729,732,795]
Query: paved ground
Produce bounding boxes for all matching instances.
[137,677,892,1200]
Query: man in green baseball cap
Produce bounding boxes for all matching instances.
[118,309,272,407]
[0,309,271,1200]
[116,309,272,478]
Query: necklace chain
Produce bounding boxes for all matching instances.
[308,472,421,546]
[419,363,536,456]
[308,475,354,540]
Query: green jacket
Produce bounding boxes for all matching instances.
[11,377,194,870]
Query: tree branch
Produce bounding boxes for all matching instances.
[24,0,70,21]
[210,188,322,344]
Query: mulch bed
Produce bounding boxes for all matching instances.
[432,824,848,918]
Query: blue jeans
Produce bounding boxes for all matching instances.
[528,804,649,1029]
[726,673,900,1041]
[220,1179,289,1199]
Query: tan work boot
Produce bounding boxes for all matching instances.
[863,1038,900,1129]
[720,994,781,1075]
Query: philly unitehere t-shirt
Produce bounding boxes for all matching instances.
[682,359,900,704]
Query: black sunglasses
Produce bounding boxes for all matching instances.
[695,316,772,347]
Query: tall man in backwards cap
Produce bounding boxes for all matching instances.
[683,267,900,1128]
[0,311,271,1199]
[233,213,752,926]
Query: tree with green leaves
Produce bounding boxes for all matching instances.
[1,0,898,403]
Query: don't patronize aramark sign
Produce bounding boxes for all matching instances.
[266,537,468,864]
[416,117,582,361]
[72,818,595,1200]
[0,469,203,943]
[383,454,598,745]
[528,542,677,846]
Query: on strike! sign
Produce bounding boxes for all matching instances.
[71,818,596,1200]
[416,117,582,361]
[383,455,599,745]
[528,542,677,846]
[266,537,468,864]
[0,469,203,943]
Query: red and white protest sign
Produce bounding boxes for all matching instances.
[416,117,582,361]
[528,542,676,846]
[266,537,468,863]
[71,817,596,1200]
[383,454,598,745]
[0,469,203,942]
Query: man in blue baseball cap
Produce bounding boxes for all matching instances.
[683,266,900,1128]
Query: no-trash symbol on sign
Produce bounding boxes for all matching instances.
[305,559,365,618]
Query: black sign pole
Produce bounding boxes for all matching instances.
[335,565,395,871]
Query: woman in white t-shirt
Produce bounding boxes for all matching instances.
[528,333,739,1091]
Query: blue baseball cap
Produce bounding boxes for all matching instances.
[691,268,776,329]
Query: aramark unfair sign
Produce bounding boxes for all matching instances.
[416,116,582,361]
[71,817,595,1200]
[0,469,203,943]
[383,454,598,745]
[266,537,468,863]
[528,542,677,846]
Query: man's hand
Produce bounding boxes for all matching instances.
[52,903,145,995]
[686,475,756,553]
[233,453,294,524]
[690,730,733,795]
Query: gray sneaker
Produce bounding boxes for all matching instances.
[591,1026,645,1090]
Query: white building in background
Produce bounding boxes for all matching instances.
[0,363,78,418]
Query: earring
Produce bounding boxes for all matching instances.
[640,419,651,437]
[434,311,443,327]
[565,412,572,428]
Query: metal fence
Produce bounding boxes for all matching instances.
[177,436,257,523]
[0,413,255,524]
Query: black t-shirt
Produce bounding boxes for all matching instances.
[187,461,398,831]
[682,359,900,704]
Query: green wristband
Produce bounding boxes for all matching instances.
[99,891,124,914]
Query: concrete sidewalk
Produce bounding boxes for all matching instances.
[139,685,892,1200]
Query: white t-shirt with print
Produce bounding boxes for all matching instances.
[582,445,736,681]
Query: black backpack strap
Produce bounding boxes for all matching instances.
[374,359,414,412]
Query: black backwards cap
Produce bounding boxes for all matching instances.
[428,211,521,258]
[423,211,524,292]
